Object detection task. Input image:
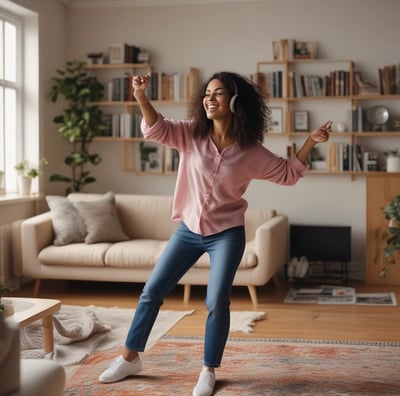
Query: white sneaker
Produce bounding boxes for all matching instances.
[99,355,142,383]
[192,370,216,396]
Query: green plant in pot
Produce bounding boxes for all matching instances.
[14,158,48,195]
[381,194,400,276]
[14,158,48,178]
[49,59,108,195]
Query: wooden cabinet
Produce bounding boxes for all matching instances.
[366,174,400,285]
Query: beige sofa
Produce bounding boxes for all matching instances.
[21,193,288,305]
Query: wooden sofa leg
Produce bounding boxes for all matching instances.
[247,285,258,305]
[33,279,41,297]
[183,284,191,303]
[272,275,281,288]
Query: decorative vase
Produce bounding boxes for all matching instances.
[18,175,32,195]
[386,157,400,173]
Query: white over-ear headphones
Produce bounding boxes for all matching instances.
[229,94,238,113]
[229,81,238,113]
[287,256,309,281]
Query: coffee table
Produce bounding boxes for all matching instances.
[5,297,61,353]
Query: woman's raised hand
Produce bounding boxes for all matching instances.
[132,73,151,92]
[310,120,333,143]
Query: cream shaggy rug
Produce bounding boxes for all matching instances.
[20,305,265,366]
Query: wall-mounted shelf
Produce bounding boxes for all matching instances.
[255,58,400,179]
[86,63,200,175]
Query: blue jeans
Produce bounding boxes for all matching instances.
[125,222,245,367]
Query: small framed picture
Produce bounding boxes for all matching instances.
[108,44,124,64]
[293,111,309,132]
[140,141,164,172]
[394,115,400,131]
[272,41,282,61]
[293,41,317,59]
[269,107,283,133]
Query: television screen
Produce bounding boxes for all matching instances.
[290,225,351,262]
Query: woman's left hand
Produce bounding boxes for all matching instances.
[310,120,333,143]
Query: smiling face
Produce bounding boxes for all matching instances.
[203,79,232,120]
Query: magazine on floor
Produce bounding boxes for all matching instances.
[284,285,397,306]
[284,285,356,304]
[355,293,397,306]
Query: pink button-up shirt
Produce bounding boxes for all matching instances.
[142,113,307,236]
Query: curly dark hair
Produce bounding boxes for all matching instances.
[188,71,271,148]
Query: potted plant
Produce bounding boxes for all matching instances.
[48,59,108,195]
[381,194,400,277]
[385,149,400,173]
[14,158,48,195]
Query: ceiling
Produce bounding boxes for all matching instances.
[62,0,269,8]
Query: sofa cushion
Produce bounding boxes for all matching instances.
[193,240,257,269]
[74,192,129,244]
[115,194,177,240]
[38,243,110,267]
[67,194,177,240]
[147,240,257,269]
[104,240,166,269]
[45,196,86,246]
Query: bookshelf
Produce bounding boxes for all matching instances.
[255,58,400,179]
[85,56,400,178]
[85,63,200,175]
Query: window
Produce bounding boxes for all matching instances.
[0,10,21,193]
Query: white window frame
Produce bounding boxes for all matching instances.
[0,8,23,194]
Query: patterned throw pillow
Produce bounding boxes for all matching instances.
[74,191,129,244]
[46,195,86,246]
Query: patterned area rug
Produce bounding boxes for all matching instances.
[65,337,400,395]
[20,305,265,366]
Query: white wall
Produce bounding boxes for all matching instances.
[38,0,400,278]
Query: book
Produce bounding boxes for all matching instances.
[124,74,133,101]
[124,43,140,63]
[163,147,180,172]
[363,151,378,171]
[327,142,337,171]
[186,67,201,101]
[352,144,363,171]
[99,114,112,137]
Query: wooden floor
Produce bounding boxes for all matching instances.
[9,279,400,343]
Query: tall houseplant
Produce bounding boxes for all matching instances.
[381,194,400,276]
[49,59,108,195]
